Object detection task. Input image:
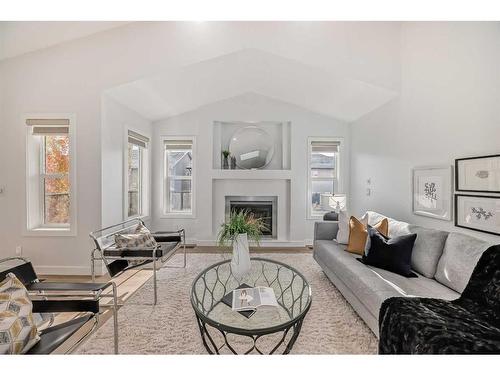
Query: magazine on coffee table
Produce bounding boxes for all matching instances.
[231,286,279,312]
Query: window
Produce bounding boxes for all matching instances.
[308,138,342,218]
[126,130,149,218]
[25,117,76,234]
[164,138,194,216]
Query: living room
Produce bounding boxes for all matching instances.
[1,0,500,372]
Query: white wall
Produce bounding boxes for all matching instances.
[151,92,350,244]
[101,95,152,227]
[350,22,500,243]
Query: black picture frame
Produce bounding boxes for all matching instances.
[455,194,500,236]
[455,154,500,193]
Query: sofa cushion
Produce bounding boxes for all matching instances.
[435,232,491,293]
[366,211,411,237]
[346,215,377,255]
[361,227,417,277]
[313,240,459,318]
[407,224,449,278]
[337,211,367,245]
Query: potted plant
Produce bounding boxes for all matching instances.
[221,150,230,169]
[217,210,267,281]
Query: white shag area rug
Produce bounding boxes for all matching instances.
[76,252,378,354]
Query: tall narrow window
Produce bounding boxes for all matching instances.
[164,139,194,216]
[308,139,341,218]
[126,130,149,218]
[26,117,76,234]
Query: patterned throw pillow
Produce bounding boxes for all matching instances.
[0,273,40,354]
[114,224,158,249]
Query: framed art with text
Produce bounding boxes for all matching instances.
[455,154,500,193]
[455,194,500,236]
[412,166,453,221]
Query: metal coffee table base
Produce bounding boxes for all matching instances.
[194,308,309,354]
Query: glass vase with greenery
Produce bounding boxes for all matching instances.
[217,209,268,281]
[217,209,267,246]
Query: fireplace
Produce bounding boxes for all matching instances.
[225,196,277,239]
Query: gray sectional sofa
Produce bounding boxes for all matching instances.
[313,211,493,337]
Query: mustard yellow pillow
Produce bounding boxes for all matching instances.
[346,217,388,255]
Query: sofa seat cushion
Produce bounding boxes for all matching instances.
[314,240,459,318]
[435,232,491,293]
[379,297,500,354]
[365,266,459,301]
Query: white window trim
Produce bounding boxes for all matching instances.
[161,135,196,219]
[24,113,77,237]
[306,136,345,220]
[123,127,150,221]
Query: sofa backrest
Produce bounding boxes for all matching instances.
[435,232,492,293]
[366,211,449,278]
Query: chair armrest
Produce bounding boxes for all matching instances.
[314,221,339,241]
[32,299,100,314]
[28,281,111,293]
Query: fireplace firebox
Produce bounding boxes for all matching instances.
[225,196,277,239]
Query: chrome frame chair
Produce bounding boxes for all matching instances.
[89,218,186,305]
[0,257,119,354]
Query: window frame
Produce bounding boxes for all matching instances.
[24,114,77,236]
[39,135,71,228]
[161,135,196,219]
[123,129,150,220]
[307,136,344,219]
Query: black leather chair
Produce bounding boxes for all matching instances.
[0,257,119,354]
[379,245,500,354]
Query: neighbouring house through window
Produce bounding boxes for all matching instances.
[25,117,76,234]
[308,138,342,218]
[164,138,194,216]
[126,130,149,218]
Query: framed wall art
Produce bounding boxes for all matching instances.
[455,194,500,236]
[455,154,500,193]
[412,166,453,221]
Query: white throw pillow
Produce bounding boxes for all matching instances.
[336,211,368,245]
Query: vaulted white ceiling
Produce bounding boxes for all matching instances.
[106,48,398,122]
[0,21,128,61]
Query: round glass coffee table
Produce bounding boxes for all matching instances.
[190,258,312,354]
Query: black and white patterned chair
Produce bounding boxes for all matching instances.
[379,244,500,354]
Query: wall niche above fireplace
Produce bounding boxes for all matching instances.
[213,121,291,171]
[225,196,278,239]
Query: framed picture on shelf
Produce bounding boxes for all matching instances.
[412,166,453,221]
[455,194,500,236]
[455,154,500,193]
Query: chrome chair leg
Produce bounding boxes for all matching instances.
[182,231,187,268]
[91,250,95,282]
[153,257,157,305]
[111,282,119,354]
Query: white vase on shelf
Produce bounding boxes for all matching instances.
[231,233,251,283]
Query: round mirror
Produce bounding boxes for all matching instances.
[229,126,275,169]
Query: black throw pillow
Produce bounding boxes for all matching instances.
[359,226,418,278]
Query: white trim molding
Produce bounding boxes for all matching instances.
[161,135,197,219]
[306,136,345,220]
[23,113,77,237]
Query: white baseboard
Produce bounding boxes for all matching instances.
[195,239,306,247]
